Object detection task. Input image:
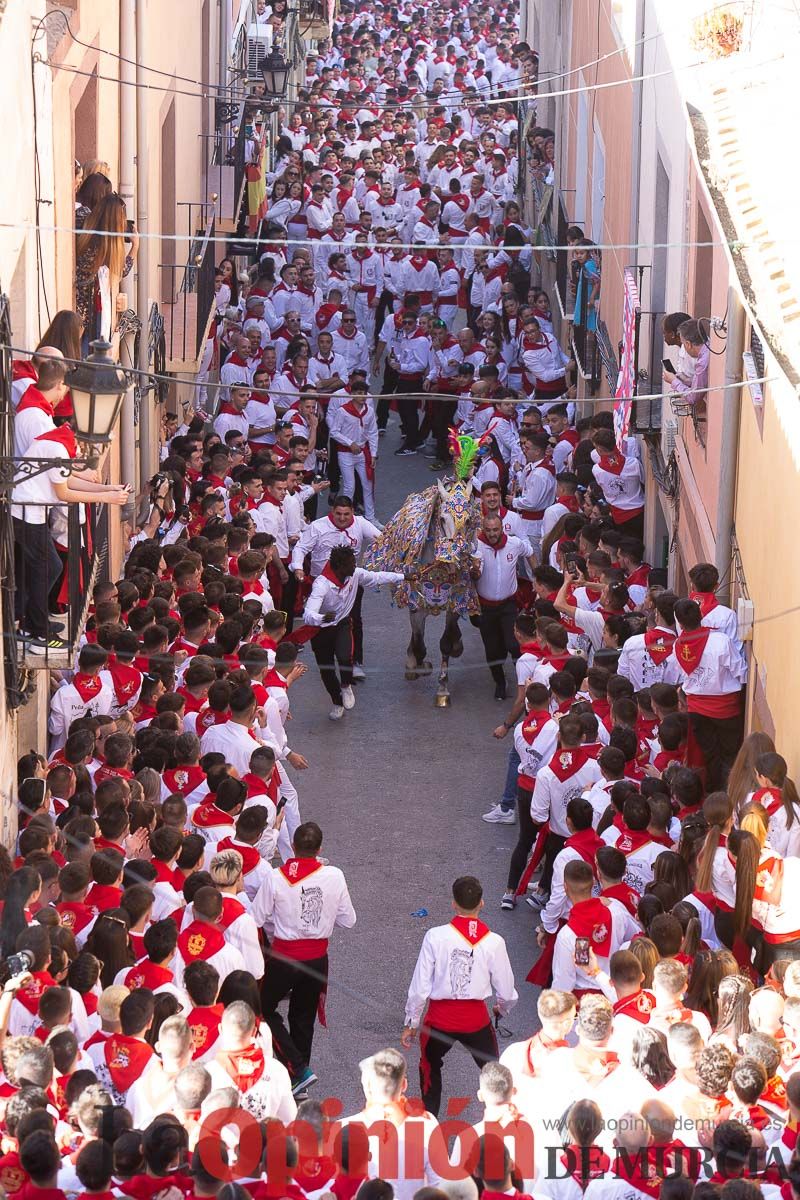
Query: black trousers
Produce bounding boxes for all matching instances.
[539,831,568,895]
[431,395,457,461]
[689,710,743,792]
[477,599,519,685]
[419,1020,498,1118]
[395,374,423,448]
[507,786,536,892]
[613,511,645,541]
[261,951,328,1077]
[376,364,398,431]
[13,517,62,637]
[374,288,395,347]
[352,585,364,666]
[281,570,299,634]
[311,616,353,705]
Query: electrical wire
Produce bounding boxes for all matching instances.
[2,341,778,403]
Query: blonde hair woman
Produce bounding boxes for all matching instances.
[75,193,138,344]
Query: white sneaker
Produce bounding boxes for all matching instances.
[341,685,356,709]
[329,705,344,721]
[481,804,516,824]
[352,665,366,680]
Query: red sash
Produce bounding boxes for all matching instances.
[567,898,613,957]
[178,920,226,963]
[644,628,676,665]
[674,628,711,674]
[104,1034,154,1093]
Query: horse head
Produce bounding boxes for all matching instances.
[432,476,479,566]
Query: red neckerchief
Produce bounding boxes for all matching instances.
[16,386,54,416]
[521,1029,569,1076]
[559,493,580,512]
[450,915,491,945]
[34,424,78,456]
[218,894,246,931]
[565,827,604,867]
[104,656,141,705]
[13,359,37,381]
[14,970,55,1015]
[55,902,95,935]
[602,882,640,917]
[187,1002,224,1058]
[116,1175,193,1200]
[196,707,229,732]
[616,826,653,856]
[754,786,784,816]
[343,400,368,422]
[260,491,284,508]
[762,1074,788,1111]
[674,627,711,674]
[292,1157,338,1196]
[241,771,269,798]
[192,800,232,828]
[214,1043,266,1091]
[477,530,508,551]
[613,989,655,1023]
[124,960,173,990]
[93,764,134,786]
[548,745,594,781]
[93,836,125,855]
[567,897,613,956]
[178,920,226,963]
[597,451,625,475]
[321,562,346,586]
[519,709,552,746]
[626,563,651,587]
[280,857,323,884]
[104,1034,154,1093]
[163,764,206,795]
[560,1145,612,1190]
[264,668,288,690]
[72,673,103,702]
[327,513,354,530]
[133,702,157,724]
[152,859,181,889]
[85,883,123,913]
[689,590,719,615]
[611,1151,662,1199]
[644,628,676,664]
[217,836,261,874]
[557,428,581,448]
[753,854,784,905]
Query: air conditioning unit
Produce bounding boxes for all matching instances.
[247,24,272,81]
[737,597,754,643]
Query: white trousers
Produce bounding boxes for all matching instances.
[339,450,376,521]
[353,294,376,347]
[275,761,301,861]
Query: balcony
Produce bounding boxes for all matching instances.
[159,204,217,373]
[0,294,110,684]
[208,109,249,234]
[571,261,602,396]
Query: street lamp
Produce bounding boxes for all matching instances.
[259,47,290,99]
[66,340,128,446]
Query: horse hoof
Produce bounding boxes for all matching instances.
[419,660,433,675]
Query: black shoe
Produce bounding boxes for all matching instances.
[394,445,418,456]
[494,681,507,700]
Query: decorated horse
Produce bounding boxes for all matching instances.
[364,431,488,705]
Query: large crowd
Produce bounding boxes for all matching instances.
[6,1,800,1199]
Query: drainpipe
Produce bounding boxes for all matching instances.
[136,0,153,489]
[629,0,646,268]
[118,0,136,493]
[715,288,744,600]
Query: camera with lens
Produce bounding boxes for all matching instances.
[0,949,34,988]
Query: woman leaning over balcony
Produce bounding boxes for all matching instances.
[75,193,139,351]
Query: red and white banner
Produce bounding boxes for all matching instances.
[614,268,640,447]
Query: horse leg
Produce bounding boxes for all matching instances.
[406,611,429,679]
[435,614,461,707]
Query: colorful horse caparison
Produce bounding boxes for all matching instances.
[364,432,487,704]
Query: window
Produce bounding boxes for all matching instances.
[591,128,606,244]
[74,70,98,168]
[575,84,588,225]
[693,202,713,323]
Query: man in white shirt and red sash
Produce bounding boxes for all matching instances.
[252,821,356,1096]
[671,597,747,791]
[508,430,556,560]
[471,514,533,700]
[402,875,517,1117]
[549,860,638,995]
[590,429,645,540]
[172,885,247,989]
[618,592,681,689]
[329,381,380,524]
[95,989,159,1106]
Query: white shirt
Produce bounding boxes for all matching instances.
[551,901,639,993]
[199,720,263,777]
[618,629,682,688]
[404,918,518,1027]
[668,628,747,701]
[49,677,115,752]
[251,858,356,940]
[290,513,380,577]
[304,566,404,627]
[11,437,71,523]
[254,497,290,558]
[530,751,603,837]
[331,328,370,373]
[472,534,532,601]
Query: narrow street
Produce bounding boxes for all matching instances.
[287,419,540,1117]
